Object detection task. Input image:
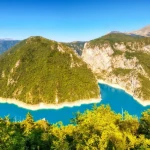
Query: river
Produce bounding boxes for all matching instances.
[0,83,150,125]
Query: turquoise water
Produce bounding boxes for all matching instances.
[0,83,150,125]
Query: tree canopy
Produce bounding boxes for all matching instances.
[0,105,150,149]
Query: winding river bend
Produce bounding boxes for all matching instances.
[0,83,150,125]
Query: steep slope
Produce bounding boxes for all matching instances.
[128,25,150,37]
[82,33,150,102]
[0,36,100,104]
[65,41,85,56]
[0,40,20,54]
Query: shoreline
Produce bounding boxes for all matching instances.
[0,80,150,110]
[98,79,150,107]
[0,97,101,111]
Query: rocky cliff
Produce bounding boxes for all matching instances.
[82,33,150,101]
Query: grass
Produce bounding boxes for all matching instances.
[112,50,124,56]
[138,74,150,100]
[125,51,150,75]
[113,68,132,76]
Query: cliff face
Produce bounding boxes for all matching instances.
[82,33,150,101]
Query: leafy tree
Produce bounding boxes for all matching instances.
[0,105,150,149]
[138,109,150,139]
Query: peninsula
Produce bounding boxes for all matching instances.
[0,36,100,107]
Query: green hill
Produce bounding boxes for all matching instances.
[0,36,99,104]
[88,33,145,48]
[91,33,142,43]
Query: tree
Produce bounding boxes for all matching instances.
[138,109,150,139]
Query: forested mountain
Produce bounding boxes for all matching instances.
[0,40,20,54]
[82,33,150,102]
[0,105,150,149]
[0,36,99,104]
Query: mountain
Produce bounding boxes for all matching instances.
[0,36,100,104]
[0,38,14,40]
[110,31,122,34]
[82,33,150,101]
[0,40,20,54]
[127,25,150,37]
[65,41,86,56]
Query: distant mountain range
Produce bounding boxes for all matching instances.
[1,25,150,56]
[110,25,150,37]
[128,25,150,37]
[0,38,15,41]
[0,40,20,54]
[65,41,86,56]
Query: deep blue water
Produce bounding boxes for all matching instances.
[0,83,150,125]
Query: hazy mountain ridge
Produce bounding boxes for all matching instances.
[0,36,100,104]
[82,33,150,101]
[128,25,150,37]
[65,41,86,56]
[109,25,150,37]
[0,40,20,54]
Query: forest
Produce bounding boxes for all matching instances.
[0,105,150,150]
[0,37,99,104]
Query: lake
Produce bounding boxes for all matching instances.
[0,83,150,125]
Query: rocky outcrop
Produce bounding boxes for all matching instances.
[82,43,113,72]
[82,37,150,101]
[82,42,145,73]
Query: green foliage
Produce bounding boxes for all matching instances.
[89,33,143,47]
[138,74,150,100]
[126,51,150,76]
[0,36,99,104]
[113,68,132,76]
[112,49,124,56]
[0,105,150,149]
[125,51,134,59]
[124,50,150,100]
[138,109,150,139]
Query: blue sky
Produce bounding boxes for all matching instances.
[0,0,150,42]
